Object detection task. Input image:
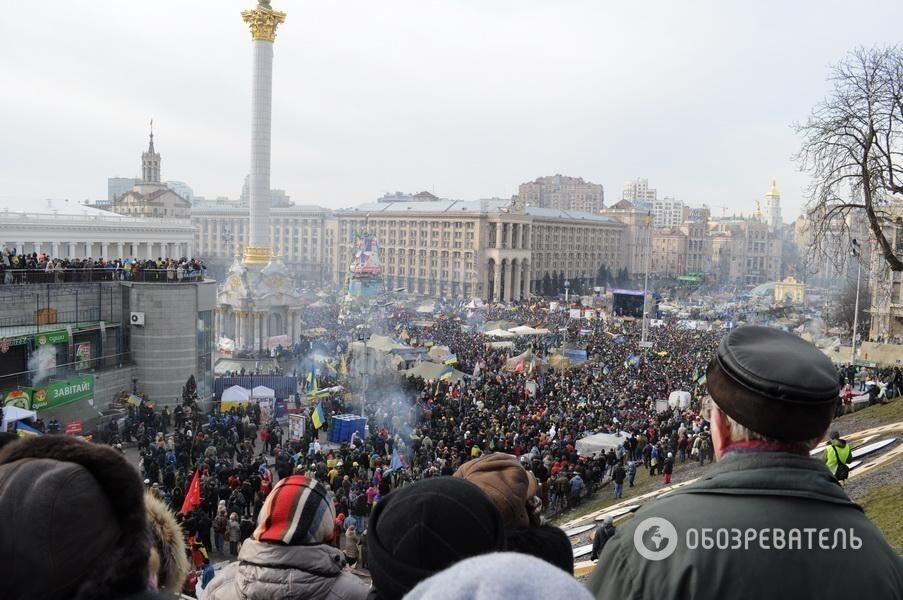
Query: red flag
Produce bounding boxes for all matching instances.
[180,469,202,514]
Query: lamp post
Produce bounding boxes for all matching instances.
[564,280,571,305]
[850,239,863,365]
[640,212,653,349]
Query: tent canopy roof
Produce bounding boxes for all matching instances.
[252,385,275,398]
[222,385,251,402]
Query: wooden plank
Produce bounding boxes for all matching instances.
[851,437,897,459]
[565,524,595,538]
[573,544,593,558]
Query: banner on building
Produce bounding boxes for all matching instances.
[75,342,92,370]
[31,375,94,411]
[3,388,32,410]
[34,330,69,347]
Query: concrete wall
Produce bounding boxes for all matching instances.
[126,279,216,406]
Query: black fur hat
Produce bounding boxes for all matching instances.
[0,436,151,600]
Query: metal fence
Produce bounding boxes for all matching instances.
[0,268,205,285]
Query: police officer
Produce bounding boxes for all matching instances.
[587,326,903,599]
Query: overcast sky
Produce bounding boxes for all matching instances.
[2,0,901,221]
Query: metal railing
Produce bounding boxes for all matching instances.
[0,268,206,285]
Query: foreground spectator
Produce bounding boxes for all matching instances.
[205,475,368,600]
[403,552,593,600]
[454,452,573,572]
[0,436,162,600]
[586,326,903,599]
[368,477,506,600]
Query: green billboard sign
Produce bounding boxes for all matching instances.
[34,330,69,347]
[31,375,94,411]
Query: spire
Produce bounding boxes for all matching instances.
[767,178,779,197]
[141,120,161,183]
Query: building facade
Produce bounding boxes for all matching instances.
[0,277,216,430]
[867,208,903,342]
[652,197,688,229]
[324,198,627,302]
[107,130,191,219]
[191,204,329,283]
[622,177,657,212]
[518,175,605,214]
[0,199,196,261]
[601,200,652,280]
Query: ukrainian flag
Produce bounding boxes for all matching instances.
[439,368,454,381]
[311,402,326,429]
[443,354,459,366]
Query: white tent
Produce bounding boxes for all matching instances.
[1,406,37,432]
[252,385,276,400]
[576,431,630,457]
[488,341,515,349]
[402,362,468,383]
[485,328,516,338]
[668,391,692,410]
[508,325,551,336]
[222,385,251,402]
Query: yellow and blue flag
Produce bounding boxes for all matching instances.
[443,354,459,366]
[311,402,326,429]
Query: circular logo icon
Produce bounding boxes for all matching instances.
[633,517,678,561]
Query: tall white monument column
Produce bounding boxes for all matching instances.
[241,0,286,267]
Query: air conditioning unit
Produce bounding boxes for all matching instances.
[130,312,145,326]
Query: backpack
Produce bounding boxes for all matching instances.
[832,445,850,481]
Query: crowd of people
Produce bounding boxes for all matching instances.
[1,324,901,600]
[0,248,206,284]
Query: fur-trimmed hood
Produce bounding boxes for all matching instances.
[145,491,190,593]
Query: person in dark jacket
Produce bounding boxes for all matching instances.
[590,516,616,561]
[587,326,903,599]
[612,463,626,499]
[662,452,674,485]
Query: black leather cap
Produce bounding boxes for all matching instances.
[707,325,840,441]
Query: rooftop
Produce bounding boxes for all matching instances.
[343,198,513,214]
[525,206,617,223]
[1,198,125,218]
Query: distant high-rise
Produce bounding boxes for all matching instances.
[518,174,604,213]
[652,197,687,229]
[108,177,137,203]
[166,181,194,203]
[764,179,782,230]
[622,177,657,212]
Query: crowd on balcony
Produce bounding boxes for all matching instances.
[0,248,206,284]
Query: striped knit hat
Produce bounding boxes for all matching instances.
[253,475,336,545]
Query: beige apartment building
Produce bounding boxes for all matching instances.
[324,198,626,301]
[601,200,653,280]
[518,174,605,214]
[191,205,330,283]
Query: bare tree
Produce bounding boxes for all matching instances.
[796,46,903,271]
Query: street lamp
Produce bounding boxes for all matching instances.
[850,239,863,365]
[564,280,571,304]
[640,212,653,350]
